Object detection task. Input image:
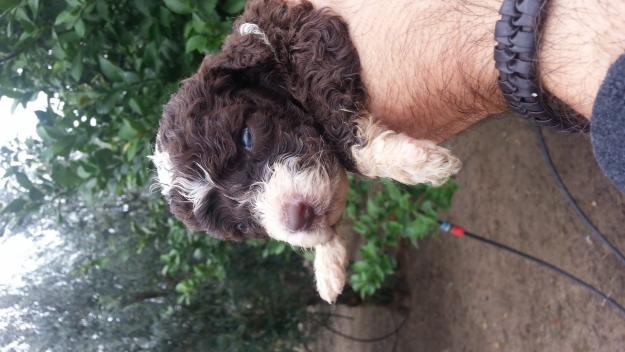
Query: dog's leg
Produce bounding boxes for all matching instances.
[351,116,461,186]
[314,233,347,304]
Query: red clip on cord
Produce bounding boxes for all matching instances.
[439,221,465,237]
[450,225,465,237]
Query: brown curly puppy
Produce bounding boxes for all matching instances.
[151,0,461,303]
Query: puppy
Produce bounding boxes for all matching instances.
[151,0,461,303]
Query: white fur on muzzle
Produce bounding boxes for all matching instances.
[251,157,349,303]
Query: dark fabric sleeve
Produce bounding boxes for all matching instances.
[591,53,625,193]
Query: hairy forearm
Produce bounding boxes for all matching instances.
[304,0,625,138]
[306,0,508,140]
[540,0,625,119]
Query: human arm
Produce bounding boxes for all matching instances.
[305,0,625,140]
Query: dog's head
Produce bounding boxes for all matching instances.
[152,1,355,249]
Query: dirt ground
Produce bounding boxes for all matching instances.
[311,115,625,352]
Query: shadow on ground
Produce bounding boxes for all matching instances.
[310,114,625,352]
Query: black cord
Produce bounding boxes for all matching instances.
[311,309,409,343]
[390,311,400,352]
[440,221,625,318]
[535,126,625,267]
[460,228,625,318]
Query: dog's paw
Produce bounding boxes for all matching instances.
[314,235,347,304]
[352,118,461,186]
[382,137,462,186]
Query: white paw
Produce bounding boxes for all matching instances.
[314,235,347,304]
[385,138,462,186]
[353,126,462,187]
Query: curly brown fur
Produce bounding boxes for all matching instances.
[155,0,366,239]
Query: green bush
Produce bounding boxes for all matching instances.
[346,177,457,298]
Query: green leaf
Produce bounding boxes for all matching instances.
[36,124,66,142]
[360,241,378,260]
[398,193,410,210]
[118,119,138,140]
[419,200,436,217]
[197,0,217,14]
[74,18,85,37]
[384,221,402,237]
[221,0,246,14]
[175,281,187,293]
[128,98,142,114]
[0,0,20,12]
[54,10,77,26]
[1,198,27,214]
[98,57,123,81]
[15,7,34,28]
[366,198,380,218]
[384,180,401,199]
[185,35,207,53]
[123,71,139,83]
[96,92,121,115]
[163,0,192,14]
[380,255,394,274]
[275,243,286,254]
[34,110,49,122]
[2,166,17,178]
[76,165,90,179]
[28,188,44,201]
[51,166,80,187]
[27,0,39,15]
[124,141,140,160]
[70,57,83,81]
[190,13,205,33]
[133,0,150,16]
[404,213,437,242]
[51,42,66,60]
[345,203,357,220]
[425,180,458,209]
[14,172,34,190]
[352,222,367,235]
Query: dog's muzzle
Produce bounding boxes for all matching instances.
[251,157,348,248]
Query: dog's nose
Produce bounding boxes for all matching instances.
[285,201,315,232]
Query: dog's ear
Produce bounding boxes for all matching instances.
[198,30,276,80]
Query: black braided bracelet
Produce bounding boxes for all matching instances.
[494,0,588,133]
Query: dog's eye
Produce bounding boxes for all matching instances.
[241,127,253,151]
[236,223,248,232]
